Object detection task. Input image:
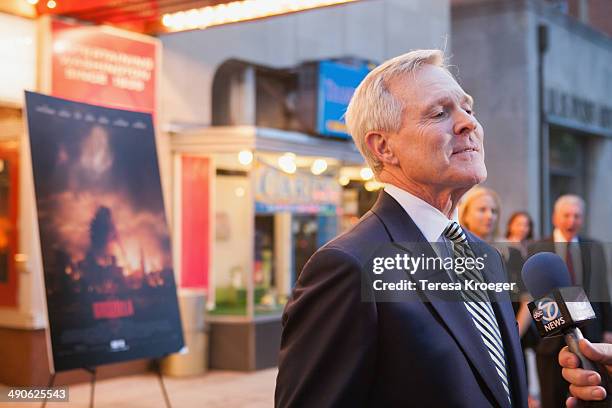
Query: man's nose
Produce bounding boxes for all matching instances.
[453,109,477,136]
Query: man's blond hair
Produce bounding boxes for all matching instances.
[345,49,448,174]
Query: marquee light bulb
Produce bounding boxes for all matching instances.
[311,159,328,175]
[238,150,253,166]
[278,153,297,174]
[360,167,374,181]
[162,0,358,31]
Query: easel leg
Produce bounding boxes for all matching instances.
[155,360,172,408]
[84,367,96,408]
[41,372,56,408]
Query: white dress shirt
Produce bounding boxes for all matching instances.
[553,228,583,285]
[384,184,458,261]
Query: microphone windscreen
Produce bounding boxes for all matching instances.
[521,252,572,299]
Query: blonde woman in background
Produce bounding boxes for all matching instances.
[460,187,540,408]
[459,186,501,242]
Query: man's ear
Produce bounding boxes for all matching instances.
[364,131,399,166]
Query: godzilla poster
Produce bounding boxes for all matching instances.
[25,91,183,372]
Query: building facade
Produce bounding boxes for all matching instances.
[452,0,612,243]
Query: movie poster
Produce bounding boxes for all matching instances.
[25,91,183,372]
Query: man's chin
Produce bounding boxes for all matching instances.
[451,168,487,188]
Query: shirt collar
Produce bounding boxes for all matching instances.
[553,228,579,243]
[384,183,458,242]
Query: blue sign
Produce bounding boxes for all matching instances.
[317,60,373,139]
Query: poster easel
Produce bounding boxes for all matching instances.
[41,358,173,408]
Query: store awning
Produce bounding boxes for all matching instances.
[170,126,365,165]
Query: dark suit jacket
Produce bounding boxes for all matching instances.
[528,237,612,355]
[275,191,528,408]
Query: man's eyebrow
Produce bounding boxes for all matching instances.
[422,93,474,113]
[422,96,452,113]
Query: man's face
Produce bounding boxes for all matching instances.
[553,203,583,240]
[386,65,486,190]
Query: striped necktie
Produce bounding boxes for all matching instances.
[443,221,512,405]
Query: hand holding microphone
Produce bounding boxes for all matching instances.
[521,252,611,407]
[559,340,612,406]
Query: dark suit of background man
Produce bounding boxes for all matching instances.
[274,50,528,408]
[529,194,612,408]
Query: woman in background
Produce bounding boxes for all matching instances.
[505,211,534,257]
[459,186,501,243]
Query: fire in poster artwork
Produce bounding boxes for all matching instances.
[38,122,172,296]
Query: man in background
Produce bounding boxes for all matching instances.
[529,194,612,408]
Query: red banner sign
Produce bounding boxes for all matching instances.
[51,19,159,114]
[181,156,210,289]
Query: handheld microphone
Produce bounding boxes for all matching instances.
[522,252,610,407]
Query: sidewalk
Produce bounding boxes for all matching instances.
[0,369,277,408]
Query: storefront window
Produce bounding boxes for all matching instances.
[0,140,18,306]
[549,127,588,203]
[202,149,369,318]
[212,167,251,316]
[291,214,318,283]
[254,214,280,314]
[0,158,9,283]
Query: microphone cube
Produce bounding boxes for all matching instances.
[528,287,596,338]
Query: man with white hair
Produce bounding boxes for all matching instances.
[275,50,528,407]
[529,194,612,408]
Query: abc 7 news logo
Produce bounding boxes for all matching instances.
[532,297,560,323]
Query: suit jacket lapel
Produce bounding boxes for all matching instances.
[371,192,511,408]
